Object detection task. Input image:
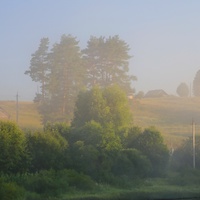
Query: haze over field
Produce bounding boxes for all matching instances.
[1,0,200,100]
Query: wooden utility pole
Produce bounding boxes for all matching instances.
[192,120,196,169]
[16,92,19,124]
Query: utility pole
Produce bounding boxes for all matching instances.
[192,120,196,169]
[16,92,19,124]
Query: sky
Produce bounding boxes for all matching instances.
[1,0,200,101]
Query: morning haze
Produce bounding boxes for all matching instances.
[1,1,200,199]
[1,0,200,100]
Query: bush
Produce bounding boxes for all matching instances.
[0,178,25,200]
[112,149,152,179]
[64,169,96,190]
[11,169,96,197]
[0,121,29,174]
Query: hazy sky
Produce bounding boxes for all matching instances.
[1,0,200,100]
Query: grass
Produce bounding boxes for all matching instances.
[131,96,200,148]
[0,101,42,129]
[61,177,200,200]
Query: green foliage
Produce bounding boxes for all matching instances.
[0,121,29,174]
[124,126,142,148]
[103,85,132,131]
[0,180,25,200]
[176,82,189,97]
[74,121,103,146]
[127,126,169,176]
[15,169,95,197]
[111,149,151,178]
[168,169,200,186]
[72,85,132,131]
[26,129,68,172]
[101,123,122,151]
[72,86,110,128]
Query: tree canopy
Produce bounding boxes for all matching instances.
[72,85,132,131]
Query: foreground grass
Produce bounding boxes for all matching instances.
[3,171,200,200]
[62,178,200,200]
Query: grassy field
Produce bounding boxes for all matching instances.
[1,96,200,148]
[0,101,42,129]
[131,96,200,147]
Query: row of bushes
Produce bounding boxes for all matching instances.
[0,121,170,178]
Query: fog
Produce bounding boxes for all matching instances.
[1,0,200,100]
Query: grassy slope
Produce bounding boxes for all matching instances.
[0,101,42,129]
[1,96,200,148]
[131,96,200,147]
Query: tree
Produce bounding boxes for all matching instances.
[72,85,132,131]
[103,84,132,131]
[25,38,49,102]
[176,82,189,97]
[47,34,83,121]
[111,149,151,178]
[72,86,110,128]
[83,35,136,93]
[171,136,200,170]
[130,127,169,176]
[0,121,29,174]
[26,129,68,172]
[28,35,84,124]
[193,69,200,97]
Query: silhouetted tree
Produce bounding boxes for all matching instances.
[176,82,189,97]
[193,70,200,97]
[25,38,49,102]
[82,35,136,93]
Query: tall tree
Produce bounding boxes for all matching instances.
[45,34,83,123]
[83,35,136,93]
[25,37,49,102]
[193,70,200,97]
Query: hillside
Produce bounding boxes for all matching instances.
[131,96,200,147]
[0,101,42,129]
[1,97,200,148]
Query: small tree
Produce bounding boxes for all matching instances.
[176,82,189,97]
[72,85,132,132]
[130,127,169,176]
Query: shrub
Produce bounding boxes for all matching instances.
[0,178,25,200]
[0,121,29,174]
